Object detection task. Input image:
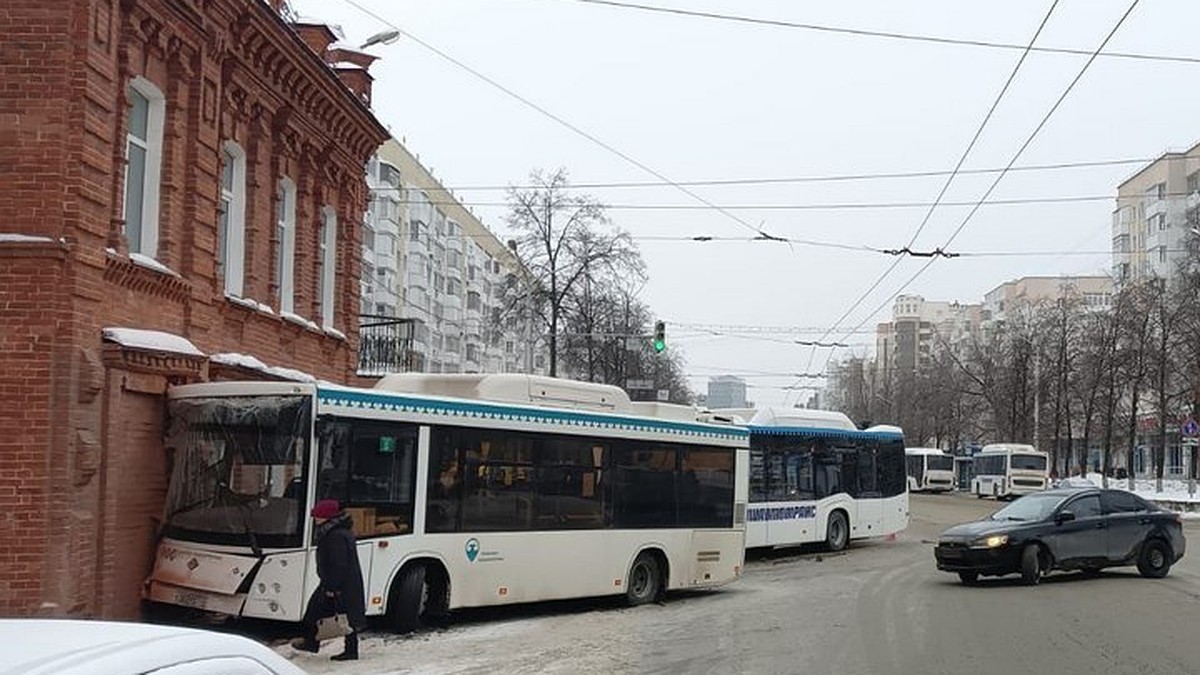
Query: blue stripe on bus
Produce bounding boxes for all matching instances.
[316,387,750,441]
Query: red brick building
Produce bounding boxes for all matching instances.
[0,0,388,618]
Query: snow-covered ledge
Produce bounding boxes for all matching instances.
[102,327,204,356]
[210,352,316,382]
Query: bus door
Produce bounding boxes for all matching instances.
[853,443,883,535]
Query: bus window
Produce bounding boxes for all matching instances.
[612,444,677,529]
[316,419,418,538]
[876,442,906,497]
[679,448,734,528]
[814,443,841,498]
[534,437,605,529]
[426,430,463,533]
[857,446,879,497]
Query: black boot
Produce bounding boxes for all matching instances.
[331,631,358,661]
[290,637,319,654]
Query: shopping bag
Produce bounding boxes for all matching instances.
[315,612,352,641]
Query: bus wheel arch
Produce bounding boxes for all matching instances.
[386,557,450,633]
[626,548,668,606]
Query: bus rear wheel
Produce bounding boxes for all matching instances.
[825,511,849,552]
[626,552,661,606]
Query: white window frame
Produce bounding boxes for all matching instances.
[122,77,165,256]
[218,141,247,297]
[318,206,338,328]
[276,177,297,313]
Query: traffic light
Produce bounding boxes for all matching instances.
[652,320,666,353]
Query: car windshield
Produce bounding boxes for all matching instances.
[1010,454,1047,471]
[161,395,311,549]
[990,493,1066,522]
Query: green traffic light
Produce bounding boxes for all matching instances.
[653,339,666,353]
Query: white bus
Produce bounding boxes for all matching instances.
[905,447,955,492]
[144,374,750,631]
[723,408,908,551]
[970,443,1050,499]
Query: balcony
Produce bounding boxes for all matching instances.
[1188,191,1200,210]
[357,315,417,376]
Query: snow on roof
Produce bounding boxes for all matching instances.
[102,328,204,357]
[747,407,858,430]
[282,311,321,333]
[210,353,316,383]
[0,233,54,243]
[331,61,365,69]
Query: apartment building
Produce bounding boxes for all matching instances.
[982,276,1114,324]
[875,294,982,374]
[361,139,545,376]
[1112,142,1200,283]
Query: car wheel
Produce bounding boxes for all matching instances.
[1137,539,1173,579]
[1020,544,1042,585]
[958,571,979,585]
[825,511,849,552]
[626,552,661,606]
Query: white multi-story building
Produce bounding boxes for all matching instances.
[982,276,1113,325]
[1112,142,1200,284]
[360,139,545,376]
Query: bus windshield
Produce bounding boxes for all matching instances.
[926,456,953,471]
[162,395,311,549]
[1010,454,1047,472]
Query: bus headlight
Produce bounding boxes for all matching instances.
[973,534,1008,549]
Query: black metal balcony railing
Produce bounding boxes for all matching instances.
[358,315,417,376]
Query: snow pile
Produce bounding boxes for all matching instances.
[209,353,316,383]
[1052,477,1099,489]
[102,328,204,357]
[323,326,347,341]
[130,252,180,276]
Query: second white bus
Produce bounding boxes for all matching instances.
[721,408,908,552]
[905,447,955,492]
[970,443,1050,499]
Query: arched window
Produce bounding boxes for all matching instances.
[276,177,297,313]
[122,77,165,256]
[217,141,247,296]
[317,206,337,327]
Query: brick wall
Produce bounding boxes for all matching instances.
[0,0,388,618]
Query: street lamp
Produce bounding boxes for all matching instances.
[360,29,401,49]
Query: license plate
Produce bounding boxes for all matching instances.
[939,548,962,559]
[175,590,209,609]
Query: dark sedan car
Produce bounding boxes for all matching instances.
[935,488,1186,585]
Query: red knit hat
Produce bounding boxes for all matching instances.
[311,499,341,519]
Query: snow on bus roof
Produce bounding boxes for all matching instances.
[375,373,634,414]
[978,443,1041,454]
[905,446,949,455]
[745,407,858,430]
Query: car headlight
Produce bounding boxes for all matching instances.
[972,534,1008,548]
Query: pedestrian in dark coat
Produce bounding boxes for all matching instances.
[291,499,367,661]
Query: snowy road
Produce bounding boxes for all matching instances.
[277,495,1200,675]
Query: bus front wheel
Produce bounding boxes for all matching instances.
[626,552,661,606]
[389,565,428,633]
[825,511,849,552]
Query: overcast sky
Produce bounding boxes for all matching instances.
[293,0,1200,407]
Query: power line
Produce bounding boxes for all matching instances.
[566,0,1199,66]
[820,0,1143,377]
[374,192,1166,211]
[797,0,1060,394]
[429,157,1158,191]
[337,0,785,243]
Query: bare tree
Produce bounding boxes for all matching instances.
[505,169,642,376]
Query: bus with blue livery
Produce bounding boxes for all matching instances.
[722,408,908,551]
